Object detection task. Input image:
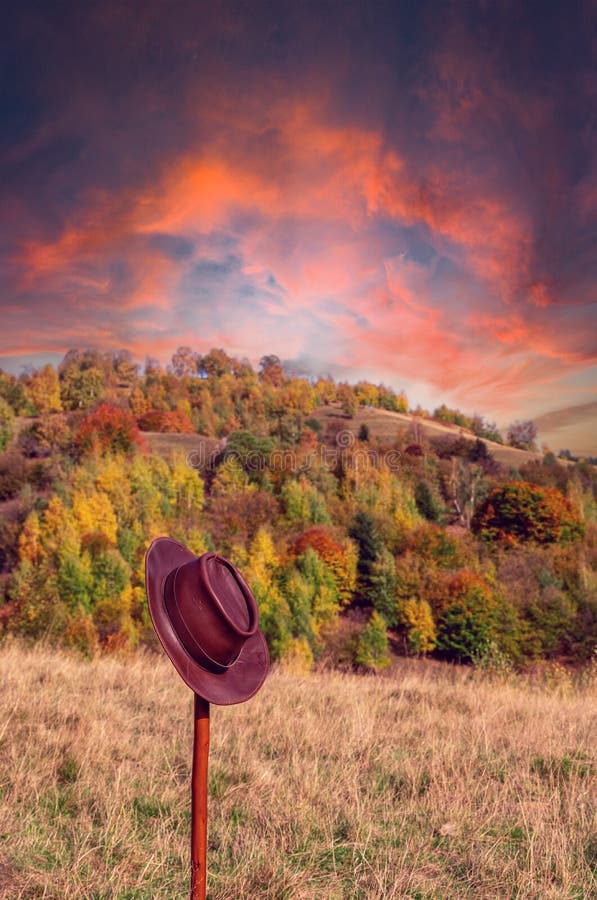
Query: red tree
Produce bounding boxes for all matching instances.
[137,409,195,433]
[75,403,145,457]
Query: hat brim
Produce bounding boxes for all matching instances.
[145,537,269,705]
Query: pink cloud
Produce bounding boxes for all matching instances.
[8,98,593,420]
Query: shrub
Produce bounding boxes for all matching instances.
[407,523,468,569]
[0,451,29,500]
[17,415,71,458]
[472,481,584,546]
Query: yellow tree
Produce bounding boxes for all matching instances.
[355,381,380,407]
[41,496,80,560]
[401,599,437,655]
[128,455,169,536]
[211,457,250,496]
[246,527,279,588]
[24,365,62,414]
[169,454,205,516]
[18,512,43,564]
[314,378,336,405]
[129,387,150,417]
[94,455,133,523]
[245,528,292,662]
[72,489,118,547]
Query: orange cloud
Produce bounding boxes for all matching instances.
[9,97,593,419]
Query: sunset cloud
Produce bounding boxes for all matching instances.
[0,0,595,441]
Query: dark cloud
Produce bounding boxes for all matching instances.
[148,233,195,261]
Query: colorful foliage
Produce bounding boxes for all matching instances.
[472,481,584,546]
[0,347,595,668]
[137,409,195,433]
[401,599,436,655]
[75,403,145,457]
[23,365,62,415]
[0,398,15,451]
[291,527,357,604]
[433,570,497,663]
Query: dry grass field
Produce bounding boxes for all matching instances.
[0,642,594,899]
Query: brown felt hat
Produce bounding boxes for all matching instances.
[145,538,269,705]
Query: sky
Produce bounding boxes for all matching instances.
[0,0,595,452]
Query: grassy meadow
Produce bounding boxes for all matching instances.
[0,642,595,899]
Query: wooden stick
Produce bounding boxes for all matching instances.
[191,694,210,900]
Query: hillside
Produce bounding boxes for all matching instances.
[141,403,543,469]
[1,641,595,899]
[533,401,597,460]
[1,348,595,672]
[310,404,543,468]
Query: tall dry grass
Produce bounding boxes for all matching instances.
[0,641,594,899]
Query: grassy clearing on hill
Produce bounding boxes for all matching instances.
[311,405,542,468]
[0,642,595,899]
[141,404,543,470]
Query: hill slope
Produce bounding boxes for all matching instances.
[311,404,542,467]
[533,400,597,458]
[142,405,545,469]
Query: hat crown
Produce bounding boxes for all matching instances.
[164,554,258,673]
[203,555,255,634]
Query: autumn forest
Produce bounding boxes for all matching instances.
[0,347,595,671]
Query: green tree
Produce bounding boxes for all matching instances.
[295,547,340,638]
[58,349,108,409]
[369,548,399,625]
[0,370,28,414]
[349,510,382,599]
[355,611,391,670]
[434,571,497,663]
[60,365,105,410]
[57,552,94,611]
[0,397,15,451]
[414,480,442,522]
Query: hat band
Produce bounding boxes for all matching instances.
[164,567,241,674]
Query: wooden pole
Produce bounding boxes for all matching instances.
[191,694,210,900]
